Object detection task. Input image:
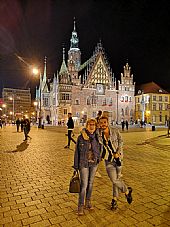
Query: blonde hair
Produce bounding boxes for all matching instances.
[86,118,97,128]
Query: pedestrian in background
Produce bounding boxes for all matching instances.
[99,116,132,210]
[16,118,20,132]
[125,120,129,131]
[23,118,31,141]
[121,120,125,131]
[95,110,102,126]
[73,118,101,215]
[64,113,76,149]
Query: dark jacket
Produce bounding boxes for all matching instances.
[73,129,101,169]
[67,117,74,129]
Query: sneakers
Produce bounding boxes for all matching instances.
[64,145,69,148]
[85,200,94,210]
[95,171,102,178]
[125,187,133,204]
[111,199,118,210]
[78,205,84,215]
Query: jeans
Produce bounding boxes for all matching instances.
[78,165,98,206]
[67,130,76,146]
[105,161,127,198]
[24,128,30,140]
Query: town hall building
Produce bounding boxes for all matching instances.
[36,20,136,126]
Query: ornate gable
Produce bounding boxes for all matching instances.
[42,83,49,93]
[85,53,112,86]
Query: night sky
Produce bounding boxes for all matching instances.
[0,0,170,97]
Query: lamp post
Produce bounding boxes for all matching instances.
[38,87,42,128]
[9,94,15,122]
[33,101,38,123]
[116,91,119,124]
[141,91,145,123]
[31,67,42,128]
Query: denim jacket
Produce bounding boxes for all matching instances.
[73,129,101,170]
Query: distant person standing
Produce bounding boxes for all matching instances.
[16,118,20,132]
[121,120,125,131]
[64,113,76,148]
[0,119,2,129]
[125,120,129,131]
[95,110,102,125]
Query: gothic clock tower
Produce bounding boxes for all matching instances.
[68,18,81,85]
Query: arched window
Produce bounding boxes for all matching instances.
[130,109,133,116]
[120,96,124,102]
[102,98,107,105]
[125,106,129,115]
[87,97,91,105]
[121,108,124,116]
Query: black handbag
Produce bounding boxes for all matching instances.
[69,171,80,193]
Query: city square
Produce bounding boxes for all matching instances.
[0,125,170,226]
[0,1,170,226]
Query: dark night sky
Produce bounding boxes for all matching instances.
[1,0,170,97]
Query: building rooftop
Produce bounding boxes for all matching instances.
[136,82,169,95]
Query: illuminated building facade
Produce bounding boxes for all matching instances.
[135,82,170,125]
[36,20,136,125]
[2,88,31,120]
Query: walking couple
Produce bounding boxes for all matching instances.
[73,116,133,215]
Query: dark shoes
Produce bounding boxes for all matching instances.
[111,199,118,210]
[77,205,84,216]
[85,200,94,210]
[126,187,133,204]
[64,145,70,148]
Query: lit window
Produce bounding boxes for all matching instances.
[64,109,67,115]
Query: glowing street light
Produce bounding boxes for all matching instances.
[32,67,39,76]
[9,95,15,121]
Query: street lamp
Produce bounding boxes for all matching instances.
[116,91,119,124]
[33,101,38,124]
[141,91,145,123]
[31,67,42,128]
[9,95,15,122]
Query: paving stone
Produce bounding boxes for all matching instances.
[30,219,51,227]
[4,220,23,227]
[21,215,42,225]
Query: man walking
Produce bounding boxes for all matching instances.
[64,113,76,148]
[99,116,132,210]
[23,118,31,141]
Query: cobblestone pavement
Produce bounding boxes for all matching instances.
[0,125,170,227]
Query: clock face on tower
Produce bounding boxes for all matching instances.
[96,83,105,95]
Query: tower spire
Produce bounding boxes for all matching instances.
[70,18,79,49]
[43,56,47,82]
[63,47,65,60]
[59,47,68,75]
[73,17,76,31]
